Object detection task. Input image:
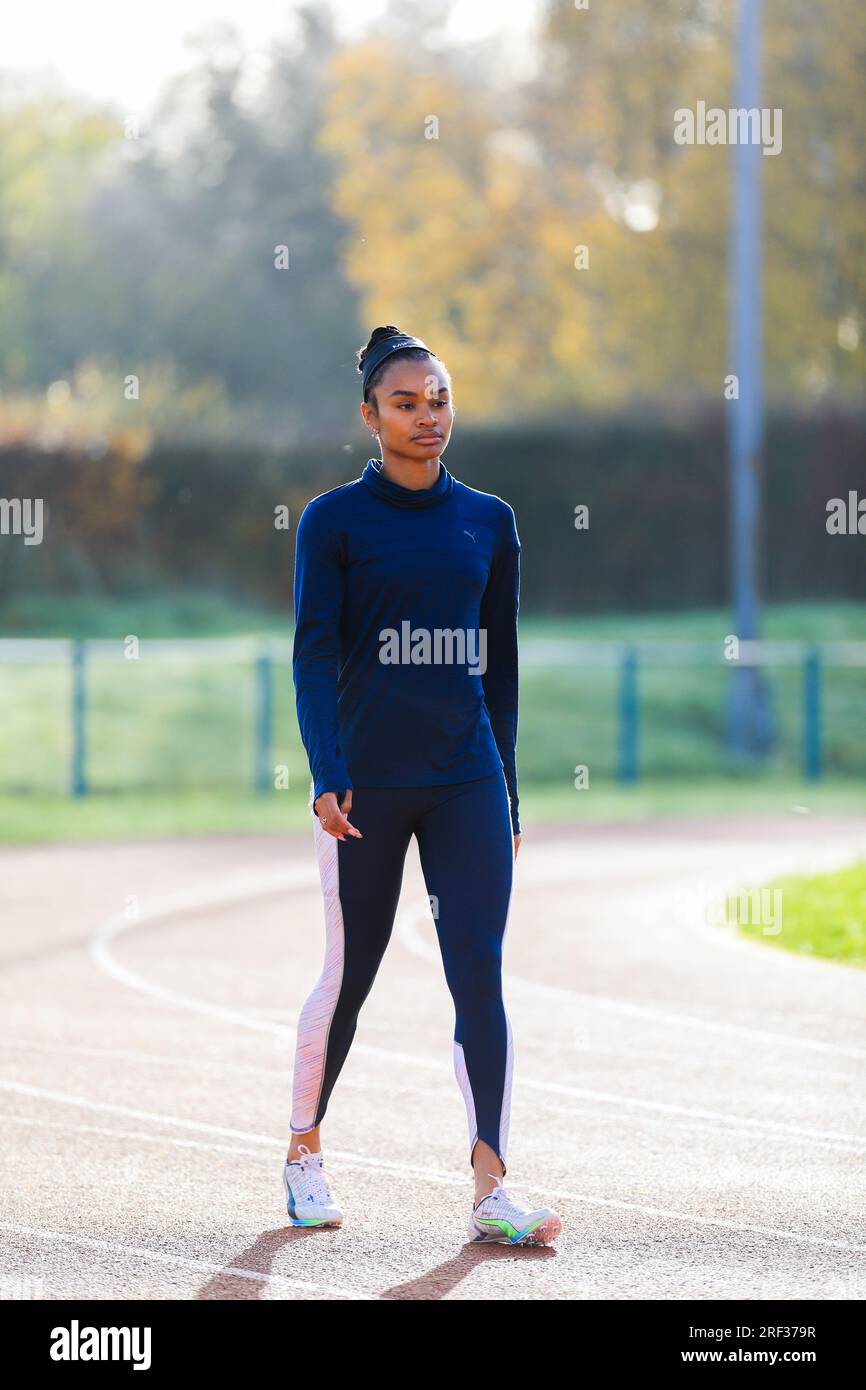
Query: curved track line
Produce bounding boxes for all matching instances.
[86,872,866,1150]
[89,884,455,1075]
[0,1038,452,1105]
[3,1082,865,1256]
[91,863,866,1062]
[395,896,866,1060]
[7,1103,859,1167]
[0,1221,376,1300]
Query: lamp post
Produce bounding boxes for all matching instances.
[726,0,775,757]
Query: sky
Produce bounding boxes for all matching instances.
[1,1,541,116]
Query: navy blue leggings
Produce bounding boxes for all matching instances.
[290,770,516,1175]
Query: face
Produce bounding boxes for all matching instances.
[361,359,454,459]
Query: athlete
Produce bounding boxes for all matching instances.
[282,326,562,1246]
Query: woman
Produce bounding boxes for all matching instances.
[283,326,562,1246]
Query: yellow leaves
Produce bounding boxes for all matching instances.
[320,2,864,411]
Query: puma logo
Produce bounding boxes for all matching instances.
[464,529,477,542]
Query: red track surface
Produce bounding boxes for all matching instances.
[1,812,865,1300]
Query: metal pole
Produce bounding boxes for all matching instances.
[617,646,639,783]
[255,653,273,793]
[726,0,775,758]
[71,638,87,797]
[803,646,822,781]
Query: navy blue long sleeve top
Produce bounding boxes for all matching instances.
[292,457,522,834]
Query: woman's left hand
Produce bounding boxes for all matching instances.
[513,834,521,860]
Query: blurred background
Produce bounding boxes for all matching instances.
[0,0,864,845]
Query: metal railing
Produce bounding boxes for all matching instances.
[0,636,862,795]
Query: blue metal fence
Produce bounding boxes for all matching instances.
[0,636,861,795]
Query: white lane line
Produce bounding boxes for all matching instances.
[0,1079,481,1182]
[89,861,866,1059]
[510,836,866,886]
[0,1038,450,1101]
[0,1037,297,1075]
[0,1222,376,1300]
[3,1111,298,1157]
[88,872,310,1042]
[537,1102,865,1155]
[544,1198,866,1256]
[0,1031,857,1086]
[85,879,866,1151]
[3,1086,865,1256]
[3,1052,863,1157]
[88,882,457,1076]
[91,860,866,1071]
[0,1078,297,1146]
[395,897,866,1060]
[10,1100,861,1167]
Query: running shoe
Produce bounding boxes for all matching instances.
[282,1143,344,1227]
[468,1172,562,1246]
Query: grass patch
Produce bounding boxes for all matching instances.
[3,592,866,642]
[738,860,866,968]
[0,778,863,845]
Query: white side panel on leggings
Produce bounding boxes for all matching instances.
[453,1039,478,1159]
[498,836,516,1163]
[499,1010,515,1162]
[289,779,346,1132]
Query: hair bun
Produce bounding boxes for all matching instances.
[357,325,403,371]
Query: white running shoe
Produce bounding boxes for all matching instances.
[468,1171,562,1246]
[282,1143,344,1227]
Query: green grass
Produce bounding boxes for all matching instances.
[1,778,863,846]
[3,590,866,641]
[522,600,866,642]
[0,588,291,639]
[738,860,866,969]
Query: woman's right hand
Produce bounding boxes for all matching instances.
[313,790,363,841]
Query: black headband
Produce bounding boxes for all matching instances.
[361,334,433,391]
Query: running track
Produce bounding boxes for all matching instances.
[1,812,864,1301]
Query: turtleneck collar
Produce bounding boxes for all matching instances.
[361,457,454,509]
